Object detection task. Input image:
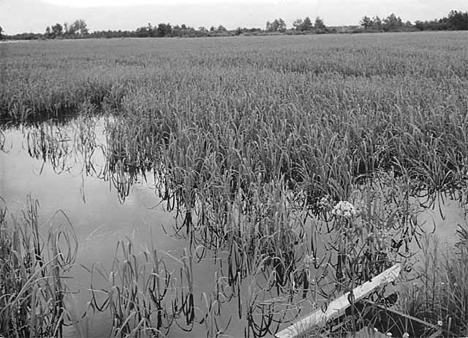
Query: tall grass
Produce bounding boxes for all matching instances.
[85,238,175,337]
[0,196,77,338]
[397,225,468,337]
[1,32,468,336]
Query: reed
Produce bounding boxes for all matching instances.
[0,196,77,338]
[1,32,468,337]
[396,225,468,337]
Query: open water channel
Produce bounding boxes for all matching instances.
[0,118,238,337]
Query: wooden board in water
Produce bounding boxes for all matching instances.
[275,264,401,338]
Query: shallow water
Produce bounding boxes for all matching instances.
[1,118,466,337]
[0,120,245,337]
[1,118,320,338]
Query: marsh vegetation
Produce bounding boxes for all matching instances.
[1,32,468,337]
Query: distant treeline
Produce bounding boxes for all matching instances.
[0,10,467,41]
[360,10,468,32]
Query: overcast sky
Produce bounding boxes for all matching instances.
[0,0,467,34]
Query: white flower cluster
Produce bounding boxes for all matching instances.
[303,254,316,266]
[331,201,356,218]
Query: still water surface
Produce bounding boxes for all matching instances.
[0,119,243,337]
[0,118,465,337]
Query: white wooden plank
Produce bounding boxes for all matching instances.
[276,264,401,338]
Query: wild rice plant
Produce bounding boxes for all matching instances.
[396,224,468,337]
[86,237,177,337]
[2,33,468,337]
[0,196,77,338]
[25,121,73,173]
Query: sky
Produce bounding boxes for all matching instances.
[0,0,467,34]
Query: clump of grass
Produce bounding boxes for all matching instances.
[397,224,468,337]
[25,121,73,173]
[87,237,177,337]
[0,196,77,338]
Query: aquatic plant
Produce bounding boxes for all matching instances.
[0,196,77,338]
[1,32,468,337]
[396,224,468,337]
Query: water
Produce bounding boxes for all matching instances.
[1,117,466,337]
[0,119,243,337]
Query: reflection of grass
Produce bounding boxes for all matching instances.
[85,236,177,337]
[397,224,468,337]
[0,196,77,338]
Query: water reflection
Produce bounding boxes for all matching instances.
[1,116,465,338]
[1,116,151,204]
[0,117,311,337]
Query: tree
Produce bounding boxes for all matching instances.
[414,20,424,30]
[68,23,78,35]
[293,16,313,31]
[302,17,313,31]
[147,23,154,37]
[383,13,403,31]
[372,16,382,30]
[267,18,287,32]
[412,11,468,31]
[0,26,4,40]
[293,19,303,30]
[157,23,172,37]
[360,15,373,30]
[51,23,63,38]
[314,16,326,30]
[267,19,278,32]
[136,26,150,37]
[69,19,89,36]
[447,10,468,30]
[278,18,286,32]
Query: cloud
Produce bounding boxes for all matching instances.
[41,0,299,8]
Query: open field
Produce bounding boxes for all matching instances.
[1,32,468,337]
